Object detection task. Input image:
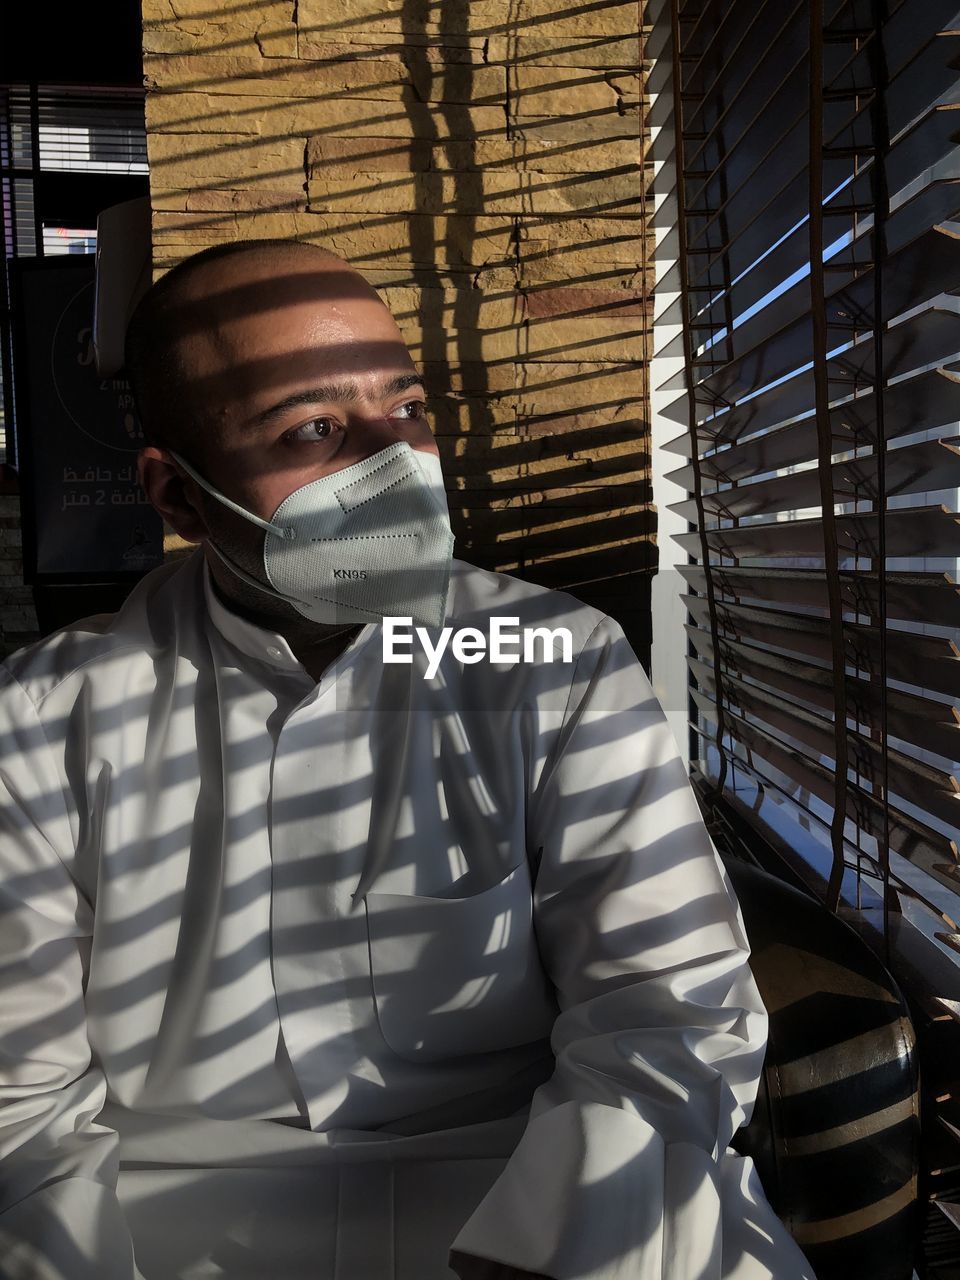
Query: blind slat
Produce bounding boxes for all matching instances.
[658,306,960,440]
[668,437,960,522]
[683,594,960,697]
[678,196,960,381]
[678,566,960,628]
[674,0,805,96]
[688,669,960,826]
[674,504,960,560]
[687,626,960,761]
[664,364,960,473]
[691,691,960,890]
[660,298,960,429]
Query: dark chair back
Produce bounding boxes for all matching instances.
[726,859,920,1280]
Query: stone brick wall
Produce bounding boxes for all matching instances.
[141,0,654,659]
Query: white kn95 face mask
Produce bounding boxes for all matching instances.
[170,442,455,630]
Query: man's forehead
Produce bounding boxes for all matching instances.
[174,248,383,329]
[167,250,415,425]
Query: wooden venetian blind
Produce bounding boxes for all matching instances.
[656,1,960,1256]
[660,0,960,923]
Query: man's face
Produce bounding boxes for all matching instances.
[148,247,438,590]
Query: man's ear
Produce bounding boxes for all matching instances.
[138,448,209,544]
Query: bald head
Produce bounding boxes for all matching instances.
[125,239,403,459]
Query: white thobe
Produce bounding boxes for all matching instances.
[0,550,815,1280]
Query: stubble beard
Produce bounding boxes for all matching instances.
[197,493,358,650]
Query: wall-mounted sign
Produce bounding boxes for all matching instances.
[10,256,164,583]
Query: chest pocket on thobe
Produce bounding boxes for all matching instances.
[364,860,559,1062]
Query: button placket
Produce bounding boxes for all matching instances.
[268,691,373,1127]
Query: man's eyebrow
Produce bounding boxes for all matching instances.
[249,373,426,429]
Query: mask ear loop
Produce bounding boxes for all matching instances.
[167,450,297,541]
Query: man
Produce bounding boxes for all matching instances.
[0,240,815,1280]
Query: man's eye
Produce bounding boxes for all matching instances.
[288,418,336,442]
[391,401,427,421]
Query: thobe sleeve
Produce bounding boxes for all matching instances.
[450,617,813,1280]
[0,671,143,1280]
